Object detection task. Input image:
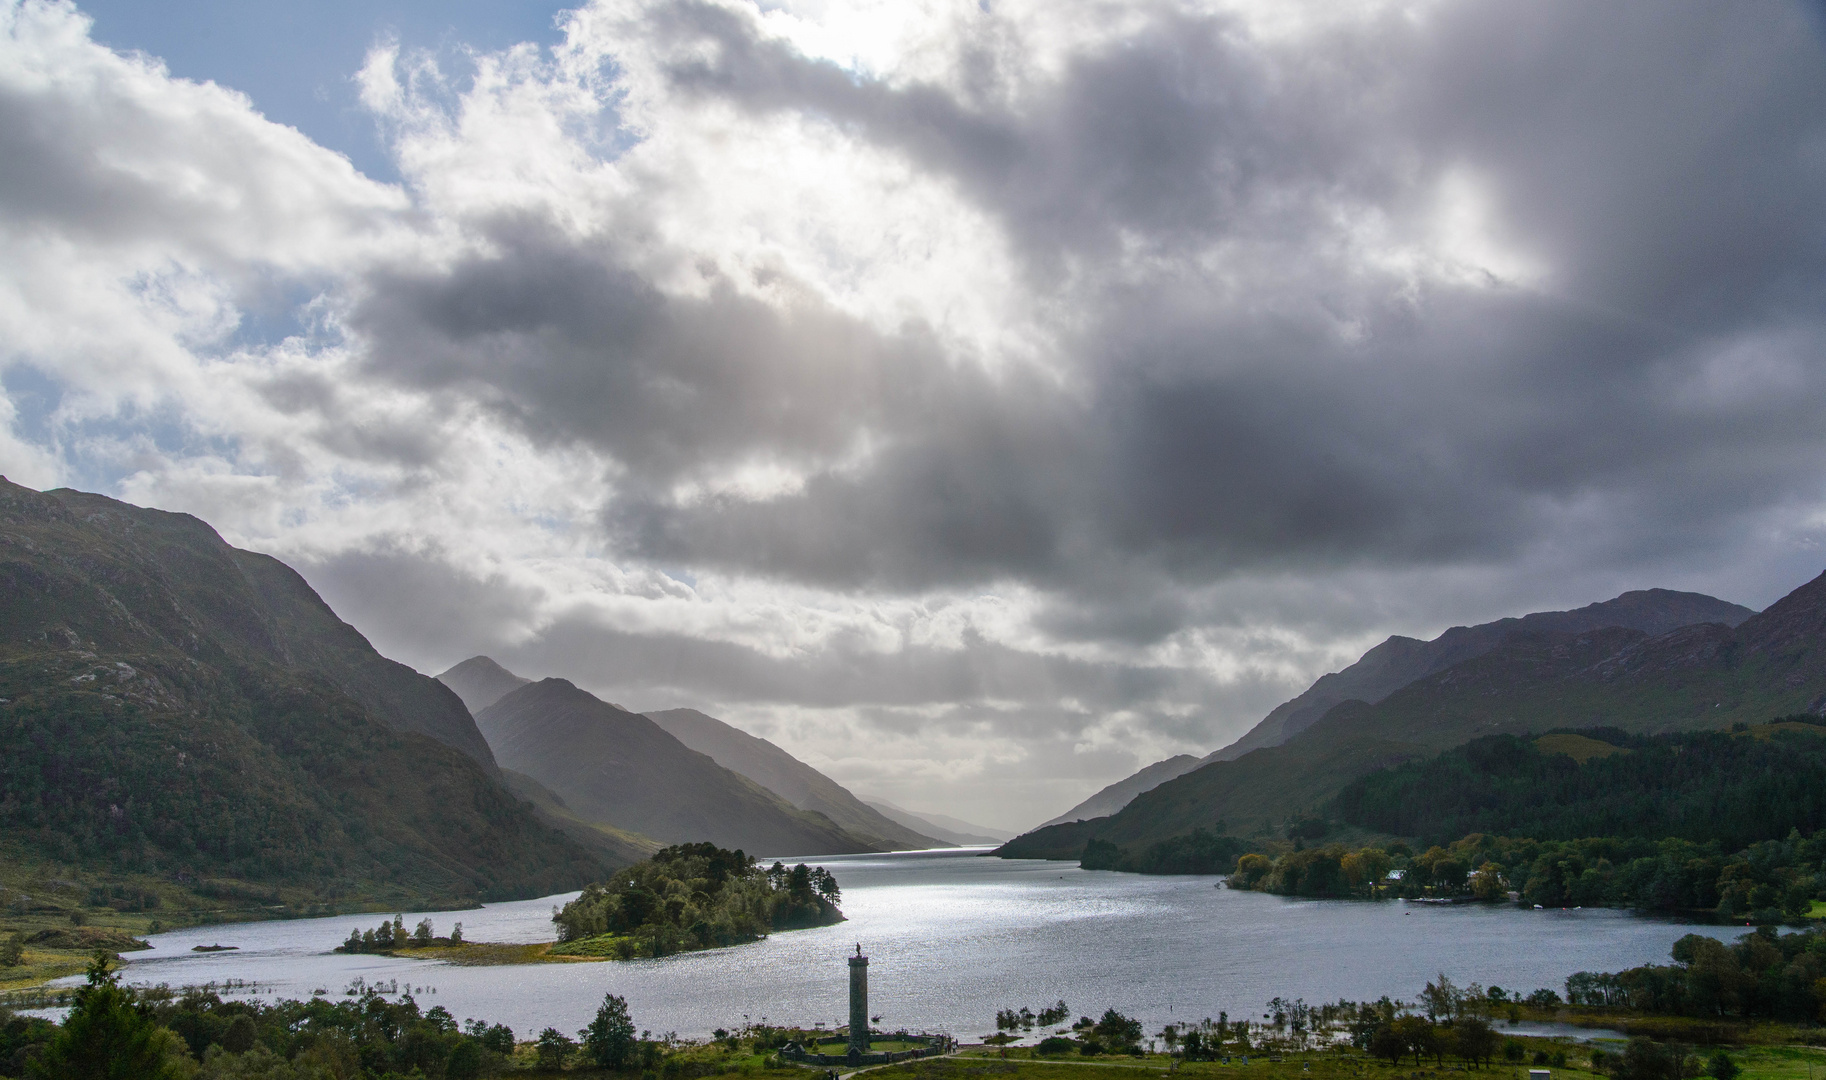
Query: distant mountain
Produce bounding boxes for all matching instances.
[1039,588,1755,831]
[1008,570,1824,860]
[437,655,530,714]
[475,679,880,856]
[646,708,946,850]
[0,478,616,903]
[864,800,1009,845]
[1039,754,1202,828]
[1206,588,1754,764]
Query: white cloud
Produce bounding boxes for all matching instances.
[3,0,1826,828]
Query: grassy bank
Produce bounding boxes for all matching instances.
[0,844,490,993]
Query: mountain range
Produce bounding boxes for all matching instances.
[1004,578,1815,860]
[1038,588,1755,829]
[464,676,878,855]
[863,800,1009,845]
[644,708,943,850]
[436,654,993,858]
[0,478,618,906]
[439,655,947,854]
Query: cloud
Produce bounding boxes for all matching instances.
[3,0,1826,826]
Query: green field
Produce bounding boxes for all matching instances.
[880,1039,1826,1080]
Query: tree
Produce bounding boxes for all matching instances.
[1390,1015,1435,1066]
[582,992,638,1068]
[1470,862,1507,901]
[1369,1024,1407,1065]
[536,1027,576,1069]
[28,951,190,1079]
[221,1013,257,1053]
[1422,973,1464,1022]
[1455,1017,1498,1067]
[447,1037,485,1080]
[413,918,434,946]
[0,932,22,967]
[1092,1008,1142,1049]
[1707,1052,1740,1080]
[1617,1038,1678,1080]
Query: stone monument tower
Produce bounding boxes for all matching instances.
[847,944,869,1058]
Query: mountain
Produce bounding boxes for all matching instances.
[645,708,946,850]
[864,800,1009,845]
[495,767,662,865]
[1000,571,1823,861]
[1036,588,1755,832]
[0,478,616,904]
[437,655,530,714]
[1205,588,1754,764]
[1038,754,1202,828]
[474,679,880,856]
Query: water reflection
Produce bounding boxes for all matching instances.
[89,850,1730,1041]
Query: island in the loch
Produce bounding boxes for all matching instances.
[334,843,845,964]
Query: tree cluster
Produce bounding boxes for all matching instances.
[1566,925,1826,1021]
[1032,1009,1147,1056]
[1229,823,1826,920]
[551,843,843,958]
[1080,828,1250,874]
[335,915,463,954]
[995,1000,1069,1032]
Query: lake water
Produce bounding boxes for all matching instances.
[93,849,1736,1042]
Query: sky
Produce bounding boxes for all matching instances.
[3,0,1826,832]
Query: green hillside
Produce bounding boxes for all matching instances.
[0,478,621,915]
[1000,568,1826,861]
[1331,722,1826,849]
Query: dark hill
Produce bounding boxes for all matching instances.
[475,680,879,856]
[1001,569,1824,861]
[0,478,615,903]
[645,707,944,850]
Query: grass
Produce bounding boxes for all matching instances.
[808,1039,927,1054]
[1725,1045,1826,1080]
[879,1040,1826,1080]
[1533,733,1631,763]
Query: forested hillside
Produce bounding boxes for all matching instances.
[0,479,616,907]
[1332,722,1826,849]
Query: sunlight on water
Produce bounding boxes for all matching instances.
[90,850,1734,1041]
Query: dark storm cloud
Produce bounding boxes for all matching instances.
[347,0,1826,643]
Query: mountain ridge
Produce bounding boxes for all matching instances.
[999,571,1822,862]
[474,678,881,856]
[864,800,1008,845]
[1034,587,1756,831]
[645,707,946,850]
